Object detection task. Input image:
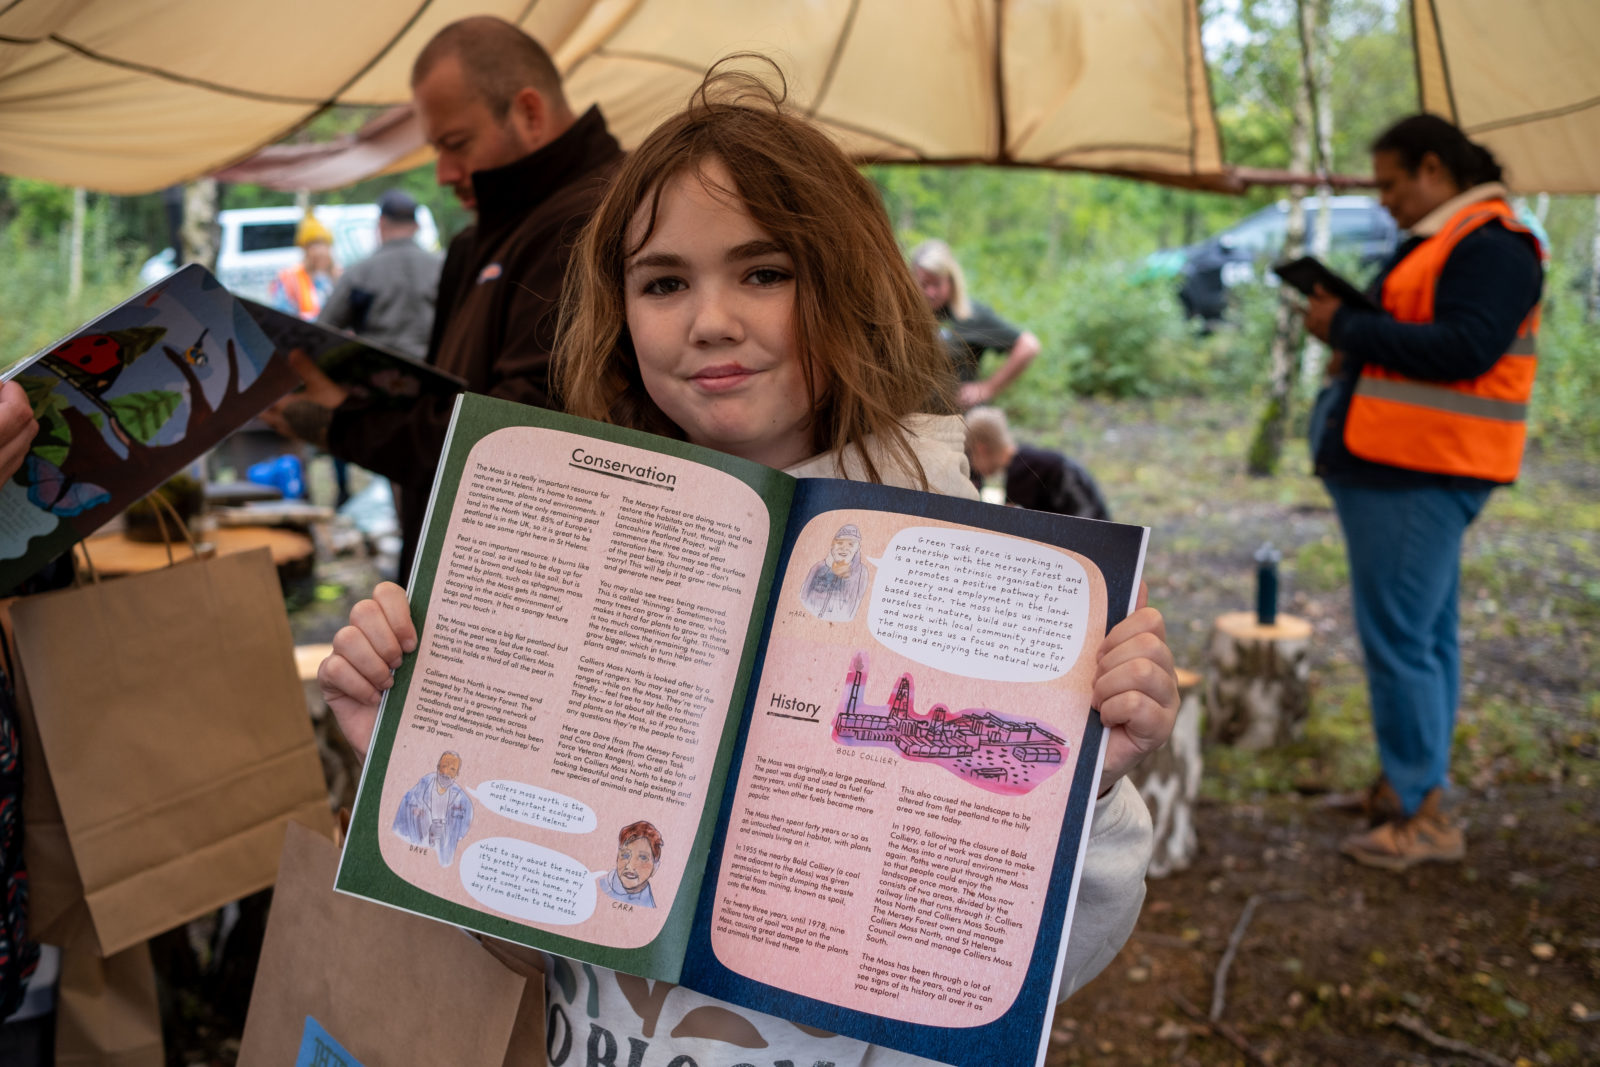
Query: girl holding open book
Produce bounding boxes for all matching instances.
[319,60,1178,1066]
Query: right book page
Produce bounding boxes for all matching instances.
[683,477,1149,1067]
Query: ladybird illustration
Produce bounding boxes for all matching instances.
[46,334,124,384]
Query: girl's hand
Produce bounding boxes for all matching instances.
[1092,581,1179,792]
[0,381,40,484]
[318,581,417,760]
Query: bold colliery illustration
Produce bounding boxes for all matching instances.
[831,653,1069,795]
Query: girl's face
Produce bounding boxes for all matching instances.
[623,159,813,470]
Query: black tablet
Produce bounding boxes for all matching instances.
[1272,256,1383,314]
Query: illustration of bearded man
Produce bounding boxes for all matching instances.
[800,523,870,621]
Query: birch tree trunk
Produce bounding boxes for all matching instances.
[1590,194,1600,324]
[68,187,86,306]
[1301,5,1335,387]
[180,179,220,271]
[1247,0,1320,476]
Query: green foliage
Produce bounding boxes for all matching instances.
[1292,535,1349,592]
[1527,264,1600,451]
[0,230,142,372]
[1204,0,1416,174]
[1247,394,1285,474]
[0,178,76,239]
[1008,265,1192,402]
[107,389,183,443]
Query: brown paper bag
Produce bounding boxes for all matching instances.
[10,548,334,957]
[1,598,165,1065]
[54,930,164,1067]
[237,822,530,1067]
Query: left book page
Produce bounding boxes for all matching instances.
[337,395,795,981]
[0,264,294,589]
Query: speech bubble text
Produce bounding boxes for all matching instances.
[459,837,600,924]
[464,780,597,833]
[866,527,1089,682]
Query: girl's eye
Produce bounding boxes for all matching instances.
[747,266,792,287]
[641,276,686,296]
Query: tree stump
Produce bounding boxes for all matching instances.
[1205,611,1313,750]
[1128,667,1203,878]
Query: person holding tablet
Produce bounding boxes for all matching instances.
[1304,114,1542,872]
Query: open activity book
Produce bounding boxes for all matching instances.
[0,265,294,590]
[337,394,1149,1067]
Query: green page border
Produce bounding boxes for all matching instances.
[336,394,795,980]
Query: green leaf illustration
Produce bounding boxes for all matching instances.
[106,389,182,443]
[106,326,168,366]
[17,374,59,413]
[33,442,68,467]
[23,388,73,466]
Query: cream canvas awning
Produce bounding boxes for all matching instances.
[0,0,1226,194]
[1414,0,1600,194]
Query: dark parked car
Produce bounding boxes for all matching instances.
[1151,196,1399,324]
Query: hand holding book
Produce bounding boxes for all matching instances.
[0,381,40,483]
[1092,580,1178,787]
[319,580,415,760]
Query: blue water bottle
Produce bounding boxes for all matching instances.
[1255,542,1281,626]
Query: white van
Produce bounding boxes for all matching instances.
[138,203,441,302]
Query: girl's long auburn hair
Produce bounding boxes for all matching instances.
[553,58,956,486]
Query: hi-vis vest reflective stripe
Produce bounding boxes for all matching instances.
[1344,198,1540,484]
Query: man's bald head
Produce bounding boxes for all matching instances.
[412,16,570,119]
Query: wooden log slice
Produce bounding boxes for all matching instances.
[1205,611,1313,750]
[1129,667,1203,878]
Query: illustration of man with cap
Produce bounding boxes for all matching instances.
[801,523,872,622]
[318,188,443,360]
[269,210,339,320]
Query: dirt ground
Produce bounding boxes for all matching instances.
[1039,398,1600,1067]
[159,397,1598,1065]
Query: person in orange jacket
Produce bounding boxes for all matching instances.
[268,211,339,321]
[1304,114,1542,871]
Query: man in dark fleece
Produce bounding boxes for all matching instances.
[265,16,623,578]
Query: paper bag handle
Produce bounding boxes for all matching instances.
[71,489,202,585]
[71,540,101,587]
[147,489,199,564]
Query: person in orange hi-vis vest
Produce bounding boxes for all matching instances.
[268,211,339,320]
[1303,114,1543,872]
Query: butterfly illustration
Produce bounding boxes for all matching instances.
[24,455,110,517]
